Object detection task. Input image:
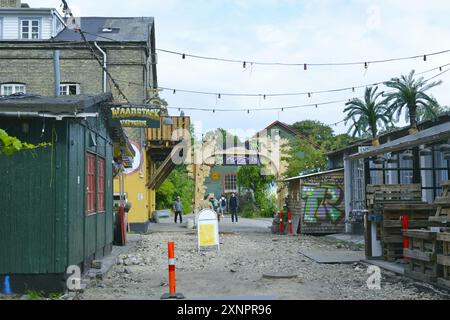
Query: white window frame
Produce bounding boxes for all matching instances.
[1,83,26,96]
[20,18,41,40]
[223,174,238,193]
[59,83,80,96]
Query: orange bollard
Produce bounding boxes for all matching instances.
[161,242,185,299]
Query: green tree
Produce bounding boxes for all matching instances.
[237,165,276,217]
[283,138,327,178]
[384,70,442,133]
[156,165,194,214]
[344,86,392,146]
[0,128,48,155]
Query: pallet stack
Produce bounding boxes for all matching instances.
[366,184,435,262]
[382,204,436,261]
[403,229,439,283]
[429,181,450,224]
[437,230,450,289]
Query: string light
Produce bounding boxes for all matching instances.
[424,55,427,61]
[173,89,176,94]
[156,48,450,68]
[308,92,311,98]
[243,61,247,69]
[218,94,221,99]
[79,30,450,69]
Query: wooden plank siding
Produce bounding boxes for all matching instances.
[0,114,115,275]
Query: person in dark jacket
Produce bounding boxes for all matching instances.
[173,196,183,224]
[229,193,239,223]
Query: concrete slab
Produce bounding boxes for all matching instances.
[361,259,405,275]
[85,234,142,280]
[262,272,298,279]
[324,233,365,246]
[299,249,365,264]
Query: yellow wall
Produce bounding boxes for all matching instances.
[114,150,155,224]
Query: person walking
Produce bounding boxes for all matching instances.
[219,195,227,219]
[229,193,239,223]
[173,196,183,224]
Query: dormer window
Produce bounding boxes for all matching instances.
[20,19,40,39]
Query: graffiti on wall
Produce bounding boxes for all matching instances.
[302,184,344,224]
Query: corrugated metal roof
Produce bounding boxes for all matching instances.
[283,168,344,182]
[347,122,450,160]
[53,17,154,42]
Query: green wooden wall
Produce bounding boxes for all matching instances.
[0,114,114,275]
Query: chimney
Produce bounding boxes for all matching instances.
[0,0,21,8]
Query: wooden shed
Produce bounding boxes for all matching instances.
[0,94,132,294]
[285,169,345,234]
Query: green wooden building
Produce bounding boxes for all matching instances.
[0,94,132,294]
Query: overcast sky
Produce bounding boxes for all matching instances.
[29,0,450,139]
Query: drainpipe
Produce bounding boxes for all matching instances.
[94,42,107,93]
[53,50,61,97]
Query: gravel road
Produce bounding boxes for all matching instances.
[78,231,449,300]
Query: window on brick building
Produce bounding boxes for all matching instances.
[0,83,26,95]
[60,83,80,96]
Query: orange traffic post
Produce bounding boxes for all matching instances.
[161,242,185,299]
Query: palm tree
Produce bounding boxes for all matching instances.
[344,86,392,146]
[384,70,442,134]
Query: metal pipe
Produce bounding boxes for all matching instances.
[94,42,107,93]
[0,112,98,119]
[53,50,61,97]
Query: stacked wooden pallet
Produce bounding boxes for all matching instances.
[382,204,437,261]
[429,181,450,224]
[403,229,439,283]
[437,231,450,289]
[366,184,435,261]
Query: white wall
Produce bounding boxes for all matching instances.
[0,13,56,39]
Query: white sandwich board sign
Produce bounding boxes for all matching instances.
[197,209,220,252]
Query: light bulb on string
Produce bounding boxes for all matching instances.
[173,89,176,94]
[364,62,368,69]
[304,64,307,71]
[263,95,266,100]
[281,108,284,111]
[315,104,318,108]
[308,92,311,98]
[423,55,427,61]
[243,61,247,69]
[218,94,221,99]
[247,110,250,114]
[213,109,215,113]
[440,66,443,71]
[352,87,355,92]
[182,53,186,59]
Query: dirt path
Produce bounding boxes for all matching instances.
[78,231,447,300]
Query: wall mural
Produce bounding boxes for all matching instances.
[301,184,345,224]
